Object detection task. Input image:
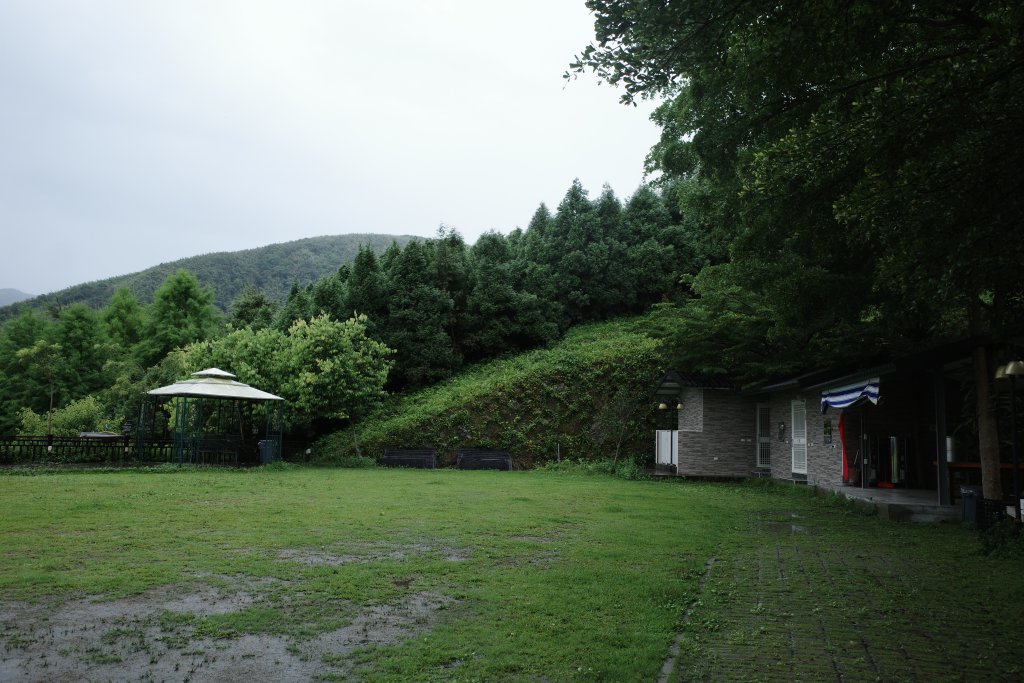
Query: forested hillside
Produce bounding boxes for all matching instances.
[0,233,414,320]
[0,180,702,439]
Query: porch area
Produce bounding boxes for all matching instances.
[831,485,960,523]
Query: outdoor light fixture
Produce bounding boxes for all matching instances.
[658,402,668,410]
[122,421,133,455]
[1004,360,1024,377]
[778,422,786,441]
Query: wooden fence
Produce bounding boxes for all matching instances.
[0,435,174,466]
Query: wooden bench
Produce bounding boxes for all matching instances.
[456,448,513,471]
[379,448,437,469]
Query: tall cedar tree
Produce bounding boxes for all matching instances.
[136,270,219,367]
[0,309,51,432]
[102,288,145,350]
[229,284,279,330]
[382,241,461,389]
[345,246,388,331]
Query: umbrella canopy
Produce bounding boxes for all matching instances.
[148,368,284,402]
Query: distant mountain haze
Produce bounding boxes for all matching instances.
[0,234,415,320]
[0,289,34,307]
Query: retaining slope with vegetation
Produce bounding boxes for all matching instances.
[315,312,678,468]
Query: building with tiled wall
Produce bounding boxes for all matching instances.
[654,340,986,504]
[676,387,758,477]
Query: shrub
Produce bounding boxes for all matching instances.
[326,455,377,469]
[979,518,1024,558]
[17,396,117,436]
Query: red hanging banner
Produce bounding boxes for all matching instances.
[839,412,848,482]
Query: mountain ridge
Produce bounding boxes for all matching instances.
[0,289,34,307]
[0,233,416,320]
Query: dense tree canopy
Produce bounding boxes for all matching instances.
[0,310,50,432]
[572,0,1024,497]
[55,304,109,400]
[135,270,220,367]
[573,0,1024,365]
[102,288,144,351]
[0,179,702,441]
[229,284,278,330]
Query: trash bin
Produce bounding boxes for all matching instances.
[960,485,982,525]
[257,440,275,465]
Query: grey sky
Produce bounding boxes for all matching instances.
[0,1,659,296]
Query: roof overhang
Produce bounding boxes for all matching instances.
[148,368,284,402]
[653,370,736,397]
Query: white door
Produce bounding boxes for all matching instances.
[655,430,678,466]
[791,400,807,474]
[756,404,771,468]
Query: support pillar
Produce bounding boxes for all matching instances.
[934,372,951,506]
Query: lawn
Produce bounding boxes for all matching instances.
[0,467,1021,682]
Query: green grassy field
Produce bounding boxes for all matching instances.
[0,467,1021,682]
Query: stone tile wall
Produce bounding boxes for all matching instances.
[677,388,758,477]
[767,388,843,486]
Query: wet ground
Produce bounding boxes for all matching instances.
[0,573,451,682]
[663,511,1021,682]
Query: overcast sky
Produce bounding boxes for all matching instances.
[0,1,660,296]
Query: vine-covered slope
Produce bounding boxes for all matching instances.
[314,309,682,467]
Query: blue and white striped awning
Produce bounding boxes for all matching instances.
[820,378,879,412]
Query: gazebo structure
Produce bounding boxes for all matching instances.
[142,368,285,466]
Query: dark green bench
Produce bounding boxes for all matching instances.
[379,448,437,469]
[456,448,513,470]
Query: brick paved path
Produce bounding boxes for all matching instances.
[666,512,1023,682]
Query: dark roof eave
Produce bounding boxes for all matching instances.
[655,369,739,395]
[744,337,988,396]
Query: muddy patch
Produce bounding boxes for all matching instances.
[0,577,452,682]
[276,548,362,566]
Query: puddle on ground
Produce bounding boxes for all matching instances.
[276,548,363,566]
